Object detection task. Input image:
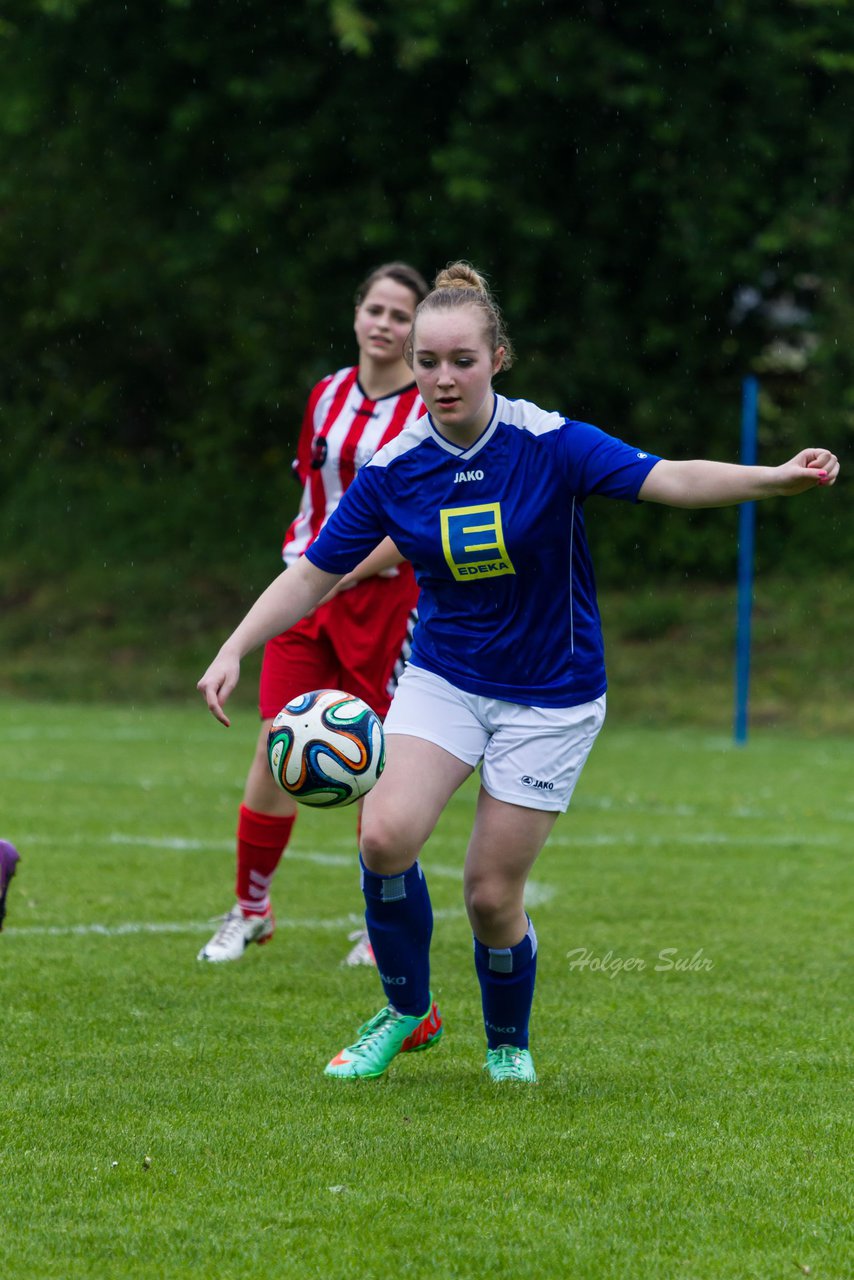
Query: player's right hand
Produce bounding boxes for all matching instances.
[197,651,241,727]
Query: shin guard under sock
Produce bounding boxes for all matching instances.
[360,855,432,1016]
[474,917,538,1049]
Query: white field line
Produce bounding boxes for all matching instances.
[546,831,844,848]
[4,918,355,938]
[2,906,466,940]
[18,827,847,854]
[3,834,554,939]
[4,894,556,940]
[15,833,555,897]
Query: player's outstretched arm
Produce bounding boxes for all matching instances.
[197,556,341,727]
[639,448,839,509]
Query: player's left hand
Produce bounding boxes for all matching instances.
[774,448,839,495]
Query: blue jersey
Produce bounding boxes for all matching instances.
[305,393,660,707]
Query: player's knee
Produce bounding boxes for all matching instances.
[464,878,517,932]
[359,810,419,874]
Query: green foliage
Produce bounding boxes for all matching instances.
[1,704,851,1277]
[1,0,852,582]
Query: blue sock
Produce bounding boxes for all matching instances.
[360,856,432,1016]
[474,918,538,1050]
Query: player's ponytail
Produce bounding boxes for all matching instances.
[406,261,514,370]
[433,262,489,295]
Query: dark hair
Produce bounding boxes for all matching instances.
[405,261,514,370]
[354,261,429,308]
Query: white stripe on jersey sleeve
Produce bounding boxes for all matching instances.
[493,394,567,436]
[366,415,433,469]
[365,393,567,474]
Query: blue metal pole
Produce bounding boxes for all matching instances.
[734,375,758,745]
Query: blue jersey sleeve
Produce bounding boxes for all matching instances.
[304,470,389,574]
[557,420,660,501]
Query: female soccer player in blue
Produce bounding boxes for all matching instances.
[197,262,839,1084]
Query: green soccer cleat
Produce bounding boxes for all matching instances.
[325,999,437,1079]
[400,999,443,1053]
[483,1045,538,1083]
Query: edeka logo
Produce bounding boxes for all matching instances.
[521,776,554,791]
[440,502,516,582]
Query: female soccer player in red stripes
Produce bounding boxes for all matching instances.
[198,262,434,991]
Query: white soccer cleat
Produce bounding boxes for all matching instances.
[343,927,376,967]
[197,905,275,962]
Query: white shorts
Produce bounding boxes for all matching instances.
[383,666,606,813]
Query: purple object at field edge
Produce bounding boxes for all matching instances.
[0,840,20,930]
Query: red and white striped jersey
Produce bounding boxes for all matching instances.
[282,366,424,564]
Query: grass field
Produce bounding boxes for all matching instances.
[3,567,853,736]
[1,698,851,1279]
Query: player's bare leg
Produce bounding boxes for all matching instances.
[359,734,474,873]
[325,736,471,1078]
[462,789,557,947]
[463,790,558,1082]
[242,719,300,816]
[198,719,296,962]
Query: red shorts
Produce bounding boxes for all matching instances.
[258,568,418,721]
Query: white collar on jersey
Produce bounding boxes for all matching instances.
[426,393,501,459]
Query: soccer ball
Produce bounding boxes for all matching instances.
[267,689,385,808]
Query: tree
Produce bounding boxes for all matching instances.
[1,0,852,575]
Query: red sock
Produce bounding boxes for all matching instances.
[235,804,296,917]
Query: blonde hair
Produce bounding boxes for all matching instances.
[405,261,514,369]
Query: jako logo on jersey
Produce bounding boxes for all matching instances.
[440,502,516,582]
[453,469,484,484]
[521,776,555,791]
[379,972,407,986]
